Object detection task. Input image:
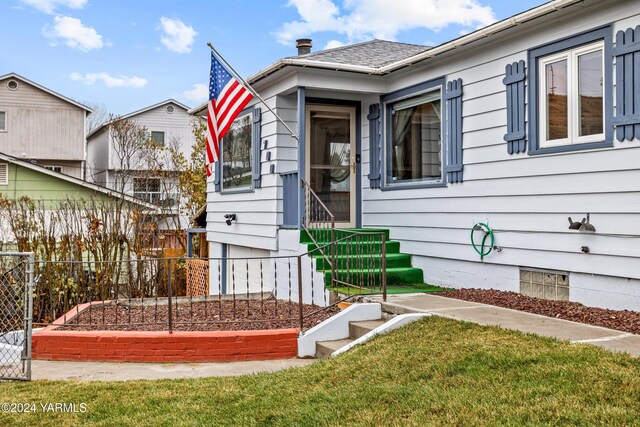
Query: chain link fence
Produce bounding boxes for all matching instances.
[0,252,34,381]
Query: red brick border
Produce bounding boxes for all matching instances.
[32,303,299,362]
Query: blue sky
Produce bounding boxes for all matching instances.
[1,0,543,115]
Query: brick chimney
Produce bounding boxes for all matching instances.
[296,38,312,55]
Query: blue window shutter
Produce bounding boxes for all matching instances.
[367,103,381,189]
[252,107,263,188]
[503,60,527,154]
[444,78,463,183]
[613,26,640,141]
[214,158,221,192]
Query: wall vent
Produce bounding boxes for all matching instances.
[519,268,569,301]
[166,105,175,114]
[7,80,18,91]
[0,163,8,185]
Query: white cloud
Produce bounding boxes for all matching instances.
[324,39,345,49]
[159,17,197,53]
[182,83,208,103]
[70,72,148,88]
[43,16,104,51]
[275,0,496,45]
[21,0,87,14]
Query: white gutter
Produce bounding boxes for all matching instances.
[246,0,583,84]
[247,58,379,83]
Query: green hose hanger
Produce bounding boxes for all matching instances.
[471,223,494,260]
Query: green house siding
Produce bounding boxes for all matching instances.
[0,163,117,207]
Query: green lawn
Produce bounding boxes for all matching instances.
[3,317,640,426]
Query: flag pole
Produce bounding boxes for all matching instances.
[207,42,299,141]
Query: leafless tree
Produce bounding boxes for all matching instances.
[84,102,109,137]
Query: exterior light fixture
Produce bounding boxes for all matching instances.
[224,214,237,226]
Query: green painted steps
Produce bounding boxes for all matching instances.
[300,228,424,286]
[300,228,391,244]
[321,267,424,287]
[305,240,401,255]
[312,253,411,270]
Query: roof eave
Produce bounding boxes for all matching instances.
[247,58,381,85]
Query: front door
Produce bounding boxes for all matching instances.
[305,105,356,227]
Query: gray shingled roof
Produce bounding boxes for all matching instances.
[290,39,430,68]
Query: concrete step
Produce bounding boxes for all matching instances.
[349,320,386,340]
[315,338,354,359]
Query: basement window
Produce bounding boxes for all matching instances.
[520,268,569,301]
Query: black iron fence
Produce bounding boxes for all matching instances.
[28,231,387,332]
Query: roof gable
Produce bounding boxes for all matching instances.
[0,73,93,113]
[86,99,191,140]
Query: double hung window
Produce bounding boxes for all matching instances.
[538,41,604,148]
[221,114,252,191]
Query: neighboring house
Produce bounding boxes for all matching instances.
[193,0,640,311]
[0,73,93,179]
[0,151,158,244]
[86,99,195,230]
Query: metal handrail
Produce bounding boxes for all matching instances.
[301,178,336,287]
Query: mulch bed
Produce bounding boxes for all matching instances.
[55,299,338,332]
[440,288,640,334]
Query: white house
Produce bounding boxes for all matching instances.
[193,0,640,311]
[0,73,93,179]
[86,99,195,230]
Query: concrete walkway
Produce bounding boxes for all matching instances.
[367,293,640,356]
[31,358,314,381]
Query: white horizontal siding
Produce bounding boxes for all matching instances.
[362,1,640,281]
[206,93,289,251]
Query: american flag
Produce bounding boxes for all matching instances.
[206,52,254,175]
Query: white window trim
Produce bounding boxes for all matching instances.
[0,111,6,132]
[221,113,253,192]
[538,41,605,149]
[0,163,8,185]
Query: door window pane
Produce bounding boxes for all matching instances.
[222,115,252,191]
[390,91,441,183]
[545,59,568,141]
[578,50,603,136]
[309,110,351,222]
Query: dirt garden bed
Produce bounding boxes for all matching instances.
[33,299,340,362]
[440,288,640,334]
[56,300,339,332]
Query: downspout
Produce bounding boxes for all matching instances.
[13,162,18,199]
[297,87,306,229]
[221,243,228,294]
